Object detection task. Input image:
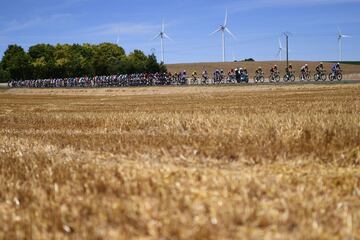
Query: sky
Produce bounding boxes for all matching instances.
[0,0,359,64]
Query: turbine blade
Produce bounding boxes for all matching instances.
[151,33,161,41]
[116,29,120,44]
[225,27,237,40]
[162,19,165,32]
[210,28,221,36]
[163,33,173,41]
[224,9,228,26]
[337,26,342,36]
[276,49,281,57]
[342,34,351,38]
[278,38,282,49]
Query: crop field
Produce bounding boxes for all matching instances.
[0,84,360,239]
[167,61,360,80]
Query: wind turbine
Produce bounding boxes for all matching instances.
[152,20,173,63]
[116,28,120,45]
[277,38,284,61]
[210,9,237,62]
[337,26,351,62]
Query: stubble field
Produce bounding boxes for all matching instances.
[0,84,360,239]
[167,61,360,80]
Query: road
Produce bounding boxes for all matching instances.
[1,80,360,89]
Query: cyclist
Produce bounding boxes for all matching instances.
[192,71,197,78]
[270,65,278,76]
[316,62,324,74]
[243,68,248,75]
[191,71,197,84]
[255,67,263,76]
[332,63,341,74]
[239,68,243,75]
[174,72,179,81]
[202,70,208,78]
[285,64,293,74]
[300,64,309,80]
[202,70,208,83]
[284,64,293,80]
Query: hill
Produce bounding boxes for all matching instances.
[166,61,360,79]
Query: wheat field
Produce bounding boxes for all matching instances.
[0,84,360,240]
[167,61,360,80]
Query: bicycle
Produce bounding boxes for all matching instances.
[314,70,327,81]
[269,72,280,83]
[300,71,311,81]
[283,71,296,82]
[254,73,265,83]
[329,70,343,81]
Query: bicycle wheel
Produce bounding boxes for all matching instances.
[314,74,319,81]
[321,73,327,81]
[268,76,272,83]
[275,75,280,82]
[337,73,343,81]
[290,75,295,82]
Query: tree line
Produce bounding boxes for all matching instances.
[0,43,167,82]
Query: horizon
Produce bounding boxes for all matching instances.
[0,0,359,64]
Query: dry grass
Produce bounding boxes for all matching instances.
[167,61,360,79]
[1,84,360,240]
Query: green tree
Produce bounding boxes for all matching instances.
[1,45,32,80]
[0,43,166,80]
[0,62,11,82]
[127,50,147,73]
[92,43,125,75]
[145,54,160,73]
[159,62,167,73]
[29,44,56,79]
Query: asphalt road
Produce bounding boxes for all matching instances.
[1,80,360,89]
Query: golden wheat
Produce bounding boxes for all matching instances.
[0,84,360,240]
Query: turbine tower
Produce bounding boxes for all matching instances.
[210,9,237,62]
[337,27,351,62]
[152,20,173,63]
[116,28,120,45]
[277,38,284,61]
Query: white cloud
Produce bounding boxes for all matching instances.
[0,14,73,33]
[83,22,160,37]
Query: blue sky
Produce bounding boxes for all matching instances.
[0,0,359,63]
